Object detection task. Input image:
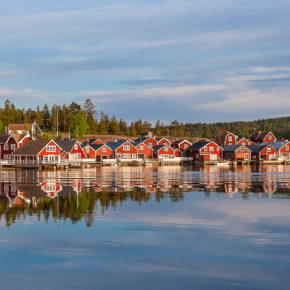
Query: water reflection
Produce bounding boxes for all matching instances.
[1,165,290,227]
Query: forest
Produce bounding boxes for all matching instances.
[0,98,290,140]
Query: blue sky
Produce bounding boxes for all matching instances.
[0,0,290,124]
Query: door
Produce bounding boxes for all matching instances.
[210,154,217,161]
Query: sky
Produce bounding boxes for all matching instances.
[0,0,290,124]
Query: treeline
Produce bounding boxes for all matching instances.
[1,98,290,139]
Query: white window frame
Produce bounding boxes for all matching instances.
[123,145,130,151]
[267,148,271,153]
[140,145,144,150]
[148,142,152,147]
[204,147,208,151]
[132,153,136,158]
[102,147,106,152]
[86,147,89,153]
[164,147,168,152]
[209,146,214,152]
[74,144,78,150]
[4,144,8,150]
[11,144,16,150]
[47,146,56,152]
[184,144,188,149]
[228,136,232,141]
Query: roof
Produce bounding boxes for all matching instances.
[0,134,11,144]
[223,144,243,152]
[13,133,28,142]
[171,139,191,146]
[246,144,277,153]
[107,139,133,150]
[250,131,276,142]
[187,141,210,150]
[55,139,77,153]
[260,141,289,150]
[8,123,33,131]
[12,140,50,155]
[152,144,172,151]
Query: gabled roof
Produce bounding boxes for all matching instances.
[135,136,153,142]
[12,140,50,155]
[84,143,110,152]
[246,144,277,153]
[215,132,236,145]
[152,144,173,152]
[107,139,135,151]
[55,139,78,153]
[187,141,210,150]
[171,139,191,146]
[260,141,288,150]
[250,131,276,143]
[13,133,29,142]
[0,134,12,144]
[223,144,244,152]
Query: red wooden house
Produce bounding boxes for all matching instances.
[237,138,252,146]
[247,144,278,161]
[55,139,86,162]
[152,145,175,159]
[222,145,251,161]
[261,141,290,160]
[215,132,237,146]
[13,140,61,166]
[135,136,157,148]
[133,141,153,159]
[107,140,138,159]
[171,139,192,151]
[250,131,277,144]
[156,137,171,146]
[82,143,113,161]
[0,134,18,160]
[186,141,223,162]
[89,138,104,145]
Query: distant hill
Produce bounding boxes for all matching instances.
[178,116,290,140]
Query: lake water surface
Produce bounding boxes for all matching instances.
[1,165,290,289]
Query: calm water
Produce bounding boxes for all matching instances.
[1,165,290,289]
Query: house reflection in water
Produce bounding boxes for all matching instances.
[1,165,290,226]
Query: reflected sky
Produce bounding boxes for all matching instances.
[1,166,290,289]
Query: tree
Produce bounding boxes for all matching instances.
[83,98,97,133]
[0,119,4,133]
[70,111,89,140]
[41,133,52,140]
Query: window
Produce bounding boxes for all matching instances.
[117,154,122,159]
[164,147,168,152]
[123,153,131,159]
[240,148,245,152]
[170,154,174,158]
[4,144,8,150]
[47,146,56,152]
[268,135,272,140]
[74,144,78,150]
[140,145,144,150]
[86,147,89,153]
[132,154,136,158]
[286,146,289,151]
[228,136,232,141]
[184,144,188,149]
[124,145,130,151]
[204,147,207,151]
[11,144,16,150]
[148,142,152,147]
[217,148,220,151]
[209,146,214,152]
[267,148,271,153]
[102,147,106,152]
